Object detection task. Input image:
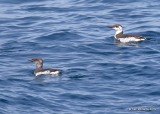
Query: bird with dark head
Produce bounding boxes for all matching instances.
[30,58,61,76]
[107,24,145,43]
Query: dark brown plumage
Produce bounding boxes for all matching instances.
[30,58,61,76]
[107,24,145,43]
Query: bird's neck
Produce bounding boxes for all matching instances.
[36,63,43,69]
[116,29,123,35]
[115,30,123,39]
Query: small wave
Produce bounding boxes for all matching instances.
[36,31,82,41]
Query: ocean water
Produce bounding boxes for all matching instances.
[0,0,160,114]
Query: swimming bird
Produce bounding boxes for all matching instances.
[30,58,61,76]
[107,24,145,43]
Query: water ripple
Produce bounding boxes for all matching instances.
[0,0,160,114]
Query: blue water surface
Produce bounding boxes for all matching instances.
[0,0,160,114]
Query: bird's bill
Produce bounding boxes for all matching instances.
[106,25,113,28]
[28,59,33,62]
